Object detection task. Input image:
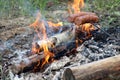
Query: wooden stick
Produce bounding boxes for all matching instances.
[63,55,120,80]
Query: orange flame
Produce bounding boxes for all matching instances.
[47,21,63,28]
[32,43,40,54]
[69,0,95,36]
[68,0,84,14]
[30,12,55,67]
[72,0,84,13]
[41,42,54,67]
[81,23,95,36]
[30,0,96,69]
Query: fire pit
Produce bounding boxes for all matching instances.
[1,0,120,80]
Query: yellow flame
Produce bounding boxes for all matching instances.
[73,0,84,13]
[69,0,84,14]
[81,23,95,36]
[47,21,63,28]
[30,12,55,67]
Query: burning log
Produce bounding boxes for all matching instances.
[11,24,99,74]
[63,55,120,80]
[11,43,74,74]
[32,24,75,54]
[67,12,98,25]
[32,23,99,54]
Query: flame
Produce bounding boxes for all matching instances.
[72,0,84,13]
[47,21,63,28]
[30,12,55,67]
[81,23,95,36]
[68,0,95,37]
[32,43,40,54]
[41,42,54,67]
[30,0,96,69]
[68,0,84,14]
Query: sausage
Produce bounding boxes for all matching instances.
[67,12,96,22]
[74,14,99,25]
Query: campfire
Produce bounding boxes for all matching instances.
[30,0,99,69]
[11,0,99,73]
[8,0,120,80]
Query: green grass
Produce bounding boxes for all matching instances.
[0,0,32,18]
[0,0,60,19]
[0,0,120,28]
[85,0,120,28]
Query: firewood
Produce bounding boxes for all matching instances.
[32,25,75,54]
[11,41,77,74]
[32,23,98,54]
[11,53,44,74]
[74,14,99,25]
[11,24,99,74]
[67,12,97,22]
[10,25,75,74]
[63,55,120,80]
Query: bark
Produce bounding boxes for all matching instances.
[63,55,120,80]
